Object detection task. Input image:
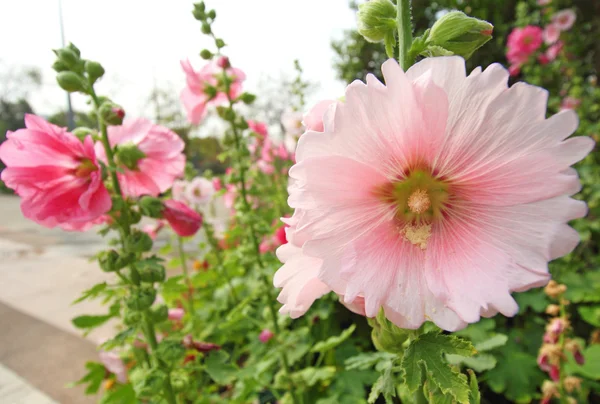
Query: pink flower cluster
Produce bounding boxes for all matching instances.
[506,9,576,76]
[259,224,288,254]
[0,115,186,232]
[180,57,246,124]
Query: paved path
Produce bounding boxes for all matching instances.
[0,195,112,403]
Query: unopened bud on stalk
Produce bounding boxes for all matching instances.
[56,71,88,93]
[427,11,493,59]
[126,286,156,311]
[357,0,397,44]
[72,127,96,142]
[139,196,164,218]
[99,101,125,125]
[84,61,105,83]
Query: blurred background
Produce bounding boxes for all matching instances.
[0,0,599,403]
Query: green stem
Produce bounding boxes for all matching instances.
[219,61,299,404]
[90,87,177,404]
[204,225,239,304]
[396,0,414,70]
[177,236,197,330]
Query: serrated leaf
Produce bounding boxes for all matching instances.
[71,361,105,394]
[72,282,108,304]
[474,334,508,352]
[446,353,497,372]
[400,332,476,404]
[100,383,136,403]
[345,352,395,370]
[205,350,237,385]
[291,366,336,387]
[311,324,356,353]
[515,289,548,313]
[578,306,600,327]
[101,328,136,350]
[486,350,544,402]
[467,370,480,404]
[368,363,396,404]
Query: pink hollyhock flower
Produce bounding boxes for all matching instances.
[172,180,188,202]
[168,308,184,321]
[259,329,274,343]
[180,59,246,124]
[273,57,593,331]
[507,26,543,54]
[275,225,288,245]
[552,9,576,31]
[142,220,165,240]
[0,115,111,230]
[543,24,560,45]
[223,184,237,209]
[508,64,521,77]
[537,54,550,65]
[95,118,185,198]
[248,120,268,139]
[257,160,275,174]
[281,110,304,137]
[185,177,215,207]
[303,100,336,132]
[162,200,203,237]
[99,351,127,383]
[212,177,223,191]
[537,0,551,5]
[561,96,581,111]
[546,41,564,62]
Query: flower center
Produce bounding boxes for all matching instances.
[407,189,431,214]
[74,159,98,178]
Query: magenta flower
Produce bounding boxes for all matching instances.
[95,118,185,198]
[180,59,246,124]
[248,120,268,138]
[273,57,593,331]
[259,329,274,343]
[508,26,543,54]
[99,351,127,384]
[552,9,576,31]
[0,115,111,230]
[162,200,203,237]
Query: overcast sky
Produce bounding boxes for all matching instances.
[1,0,357,119]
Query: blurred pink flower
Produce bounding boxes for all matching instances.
[212,177,223,191]
[303,100,336,132]
[180,59,246,124]
[507,26,543,55]
[546,41,564,62]
[537,0,551,5]
[543,23,560,45]
[172,179,188,202]
[274,57,593,330]
[99,351,127,384]
[552,9,576,31]
[142,220,165,240]
[257,160,275,174]
[162,200,203,237]
[281,110,304,138]
[259,329,274,343]
[168,308,185,321]
[0,115,111,230]
[508,64,521,77]
[560,96,581,111]
[185,177,215,207]
[95,118,185,198]
[248,120,268,139]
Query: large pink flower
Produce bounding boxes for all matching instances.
[552,9,576,31]
[0,115,111,230]
[274,57,593,331]
[95,118,185,198]
[180,59,246,124]
[507,26,543,55]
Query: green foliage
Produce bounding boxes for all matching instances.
[72,362,106,395]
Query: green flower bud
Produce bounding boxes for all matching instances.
[200,49,213,60]
[53,48,79,69]
[128,209,142,225]
[152,304,169,323]
[84,61,105,84]
[125,230,153,254]
[428,11,493,60]
[56,71,88,93]
[98,249,131,272]
[207,9,216,20]
[139,196,164,218]
[201,22,211,34]
[156,340,186,365]
[98,101,125,125]
[368,309,409,354]
[204,85,218,100]
[72,127,96,142]
[139,369,168,397]
[126,286,156,311]
[138,262,166,284]
[67,42,81,58]
[52,60,69,72]
[170,369,190,392]
[357,0,397,43]
[123,309,142,326]
[239,92,256,105]
[215,38,226,49]
[115,143,146,171]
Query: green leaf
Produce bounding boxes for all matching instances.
[101,328,136,350]
[345,352,395,370]
[205,350,237,385]
[467,370,480,404]
[100,383,137,404]
[71,361,105,394]
[446,353,497,372]
[291,366,336,387]
[420,45,454,57]
[565,344,600,380]
[486,350,544,402]
[311,324,356,353]
[400,332,476,404]
[515,289,548,314]
[368,363,396,404]
[474,334,508,352]
[72,282,108,304]
[72,314,113,330]
[578,306,600,327]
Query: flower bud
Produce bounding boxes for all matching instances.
[138,263,166,283]
[156,340,186,365]
[207,9,216,20]
[564,376,582,393]
[168,308,185,321]
[216,56,230,68]
[125,230,154,253]
[98,249,131,272]
[99,101,125,125]
[52,60,69,72]
[239,92,256,105]
[123,309,142,326]
[126,286,156,311]
[152,305,169,323]
[170,369,190,393]
[428,11,493,59]
[549,365,560,381]
[162,200,203,237]
[201,22,211,34]
[53,48,79,69]
[200,49,213,60]
[565,339,585,365]
[138,369,168,397]
[56,71,88,93]
[67,42,81,58]
[259,329,274,343]
[545,304,560,316]
[115,143,146,170]
[368,309,409,353]
[357,0,397,43]
[192,2,206,20]
[85,60,105,83]
[72,127,97,142]
[215,38,226,49]
[139,196,164,218]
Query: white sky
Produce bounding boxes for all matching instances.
[0,0,357,118]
